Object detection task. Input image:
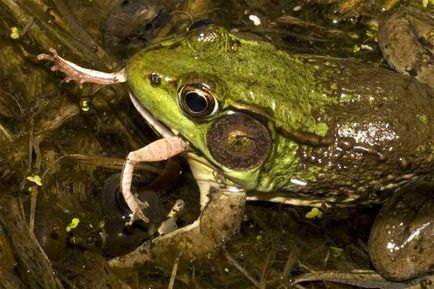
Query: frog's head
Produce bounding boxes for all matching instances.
[126,24,279,189]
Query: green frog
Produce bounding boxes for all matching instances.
[37,9,434,283]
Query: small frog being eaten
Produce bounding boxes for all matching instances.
[38,8,434,284]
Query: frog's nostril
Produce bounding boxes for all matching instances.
[149,73,161,86]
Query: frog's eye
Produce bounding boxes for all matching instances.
[178,84,218,120]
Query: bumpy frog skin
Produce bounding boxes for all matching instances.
[125,24,434,280]
[38,16,434,285]
[379,6,434,90]
[127,25,434,201]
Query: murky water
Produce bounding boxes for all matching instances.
[0,1,432,288]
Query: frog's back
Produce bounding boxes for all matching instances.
[126,26,434,204]
[258,53,434,204]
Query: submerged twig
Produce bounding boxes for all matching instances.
[0,124,14,142]
[260,248,276,289]
[27,116,35,177]
[291,270,434,289]
[280,246,301,283]
[168,255,181,289]
[1,0,117,68]
[41,154,161,179]
[29,186,37,232]
[223,248,261,289]
[20,16,36,36]
[0,195,63,289]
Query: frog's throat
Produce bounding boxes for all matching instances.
[129,92,175,138]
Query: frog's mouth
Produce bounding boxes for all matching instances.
[129,91,225,193]
[129,92,178,139]
[128,91,221,180]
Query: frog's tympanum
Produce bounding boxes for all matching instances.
[38,11,434,283]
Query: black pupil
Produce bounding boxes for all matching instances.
[185,92,208,113]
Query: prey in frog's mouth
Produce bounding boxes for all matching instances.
[120,93,193,225]
[37,49,194,225]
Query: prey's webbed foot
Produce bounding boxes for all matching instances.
[126,193,150,225]
[120,137,189,226]
[37,48,126,84]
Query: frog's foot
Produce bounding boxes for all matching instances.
[152,188,246,258]
[37,48,126,84]
[292,270,434,289]
[109,188,247,268]
[369,181,434,281]
[157,199,185,235]
[121,136,189,225]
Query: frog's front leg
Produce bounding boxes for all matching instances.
[110,157,247,267]
[150,186,246,260]
[369,180,434,281]
[110,187,246,267]
[154,155,246,257]
[121,136,189,224]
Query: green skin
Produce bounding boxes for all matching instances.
[126,25,434,280]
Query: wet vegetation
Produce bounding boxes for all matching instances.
[0,0,433,288]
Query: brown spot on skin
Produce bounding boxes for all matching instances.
[286,129,334,147]
[337,137,355,150]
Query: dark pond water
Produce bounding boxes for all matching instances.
[0,1,433,288]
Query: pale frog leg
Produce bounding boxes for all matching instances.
[157,199,185,235]
[37,48,125,84]
[109,156,247,267]
[291,270,434,289]
[109,187,247,268]
[121,137,189,224]
[186,153,222,209]
[153,186,246,258]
